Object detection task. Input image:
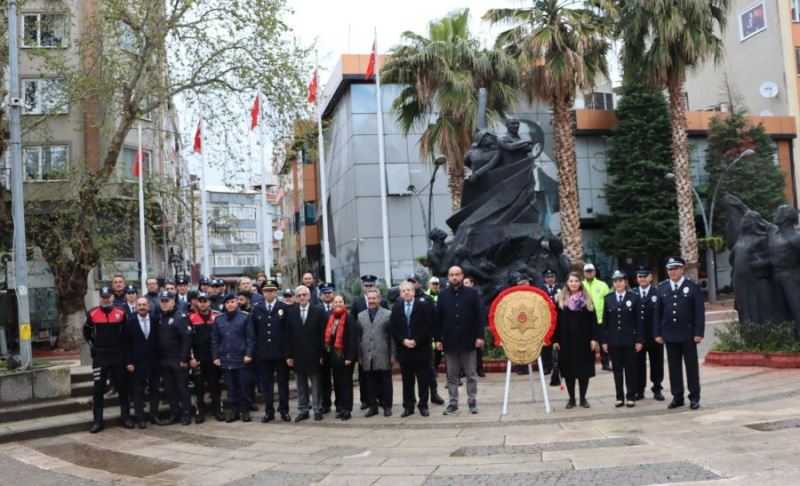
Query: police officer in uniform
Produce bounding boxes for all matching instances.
[634,266,664,401]
[157,291,194,425]
[252,280,291,423]
[318,282,336,414]
[189,292,224,423]
[602,271,643,408]
[654,257,705,410]
[123,284,139,319]
[212,293,256,422]
[84,286,133,432]
[538,269,561,373]
[211,279,226,312]
[176,275,191,307]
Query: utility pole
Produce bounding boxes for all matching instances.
[8,0,33,369]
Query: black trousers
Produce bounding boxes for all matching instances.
[475,348,483,372]
[161,364,192,418]
[565,376,589,401]
[364,369,393,409]
[320,361,334,409]
[599,345,610,367]
[223,366,254,412]
[130,368,160,420]
[609,345,638,401]
[192,360,222,414]
[401,360,430,410]
[331,362,355,412]
[428,349,442,393]
[666,341,700,402]
[358,364,369,406]
[258,359,289,414]
[92,363,129,422]
[540,345,553,371]
[636,341,664,395]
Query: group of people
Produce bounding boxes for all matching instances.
[83,255,705,433]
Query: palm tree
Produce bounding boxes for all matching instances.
[484,1,617,266]
[382,8,519,211]
[618,0,731,276]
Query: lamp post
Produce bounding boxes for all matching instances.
[427,155,446,238]
[665,148,755,304]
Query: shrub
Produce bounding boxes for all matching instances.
[714,321,800,354]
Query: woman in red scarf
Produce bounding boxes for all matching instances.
[324,295,359,420]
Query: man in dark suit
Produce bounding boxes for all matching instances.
[252,279,291,423]
[123,297,160,428]
[436,266,485,415]
[634,266,664,401]
[390,281,434,417]
[350,275,389,410]
[286,285,326,421]
[654,257,705,410]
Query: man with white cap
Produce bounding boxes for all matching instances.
[582,263,611,371]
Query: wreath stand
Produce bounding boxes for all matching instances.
[501,355,552,415]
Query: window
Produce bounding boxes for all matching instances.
[584,92,614,110]
[22,14,67,48]
[214,253,258,268]
[23,78,68,114]
[23,145,68,180]
[793,0,800,22]
[304,201,317,225]
[211,205,257,220]
[120,147,152,180]
[235,230,258,243]
[214,253,233,267]
[796,48,800,75]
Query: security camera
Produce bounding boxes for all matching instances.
[9,98,22,107]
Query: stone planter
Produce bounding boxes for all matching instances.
[764,353,800,368]
[705,351,800,368]
[0,365,71,404]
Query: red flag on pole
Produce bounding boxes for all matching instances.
[250,94,260,130]
[193,121,202,154]
[365,41,376,80]
[132,150,141,178]
[307,70,318,104]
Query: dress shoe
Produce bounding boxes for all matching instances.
[250,404,259,412]
[566,399,576,409]
[633,392,644,401]
[615,400,624,408]
[226,412,241,423]
[401,409,414,418]
[360,403,370,410]
[430,394,445,405]
[668,399,685,409]
[653,391,665,401]
[341,411,351,421]
[419,408,429,417]
[468,403,479,414]
[365,408,379,418]
[89,422,104,434]
[322,406,332,414]
[443,404,458,415]
[280,413,291,422]
[167,415,180,425]
[690,400,700,410]
[580,399,590,408]
[154,416,171,426]
[543,367,553,375]
[214,411,226,422]
[476,370,486,377]
[335,410,343,419]
[242,411,252,422]
[262,413,275,423]
[314,413,323,421]
[137,419,147,429]
[121,417,135,429]
[602,364,613,372]
[626,401,635,408]
[295,412,310,422]
[181,415,192,426]
[383,408,392,417]
[195,414,205,424]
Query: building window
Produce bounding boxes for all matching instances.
[22,14,67,48]
[304,201,317,225]
[214,253,258,267]
[235,230,258,243]
[793,0,800,22]
[584,92,614,110]
[23,145,69,180]
[22,78,68,114]
[120,147,152,180]
[211,205,257,220]
[738,1,767,41]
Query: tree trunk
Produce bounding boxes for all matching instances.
[551,99,584,266]
[447,164,464,213]
[667,77,699,278]
[52,261,91,351]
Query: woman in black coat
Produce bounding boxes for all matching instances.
[552,271,599,409]
[324,295,359,420]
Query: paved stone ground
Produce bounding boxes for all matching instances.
[2,359,800,485]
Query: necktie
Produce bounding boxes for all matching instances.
[301,307,307,323]
[672,283,677,292]
[267,303,272,314]
[141,318,149,339]
[641,290,646,299]
[618,295,622,304]
[405,303,412,334]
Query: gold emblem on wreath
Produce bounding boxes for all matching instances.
[493,289,553,365]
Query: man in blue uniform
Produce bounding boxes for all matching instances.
[634,266,664,401]
[212,293,255,423]
[654,257,705,410]
[252,279,291,423]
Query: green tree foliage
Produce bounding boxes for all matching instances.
[599,73,679,268]
[704,111,786,237]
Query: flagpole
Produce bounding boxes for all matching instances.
[258,92,273,278]
[374,28,392,284]
[137,122,147,289]
[199,117,211,277]
[316,52,333,283]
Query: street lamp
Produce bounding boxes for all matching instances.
[665,148,755,304]
[427,155,446,239]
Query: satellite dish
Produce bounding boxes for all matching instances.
[759,82,779,99]
[273,230,284,241]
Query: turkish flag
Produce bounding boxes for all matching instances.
[365,41,376,80]
[307,69,318,104]
[132,149,141,178]
[250,94,260,130]
[193,121,202,154]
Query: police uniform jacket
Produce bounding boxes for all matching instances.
[358,307,394,371]
[189,310,220,362]
[435,285,485,353]
[390,297,434,363]
[654,279,705,343]
[636,286,658,343]
[122,301,138,320]
[539,283,562,303]
[157,309,192,368]
[83,305,127,367]
[602,292,644,347]
[123,312,160,379]
[210,295,225,313]
[211,309,255,370]
[252,299,288,361]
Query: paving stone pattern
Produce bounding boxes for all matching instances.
[143,427,255,449]
[225,470,327,486]
[0,454,105,486]
[746,418,800,432]
[422,461,721,486]
[33,440,179,478]
[451,437,645,457]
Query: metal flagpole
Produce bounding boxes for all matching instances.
[8,0,32,369]
[373,28,392,284]
[259,93,273,278]
[199,118,211,277]
[137,122,147,289]
[316,53,333,282]
[538,356,553,413]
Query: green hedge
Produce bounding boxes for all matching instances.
[714,321,800,354]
